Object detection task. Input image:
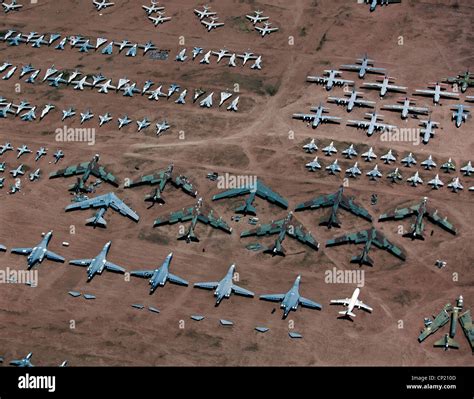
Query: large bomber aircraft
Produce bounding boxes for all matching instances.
[11,231,65,269]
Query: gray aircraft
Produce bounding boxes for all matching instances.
[260,275,322,318]
[61,107,76,121]
[53,149,64,164]
[29,168,41,181]
[328,89,375,112]
[64,192,140,228]
[367,164,382,180]
[93,0,114,11]
[347,112,396,136]
[340,55,386,78]
[461,161,474,176]
[362,76,407,97]
[255,21,279,37]
[99,112,113,126]
[0,142,13,155]
[421,155,437,170]
[345,162,362,178]
[11,231,65,269]
[149,12,172,26]
[381,149,396,164]
[447,177,463,193]
[342,144,358,159]
[419,119,439,144]
[10,164,24,177]
[407,171,423,187]
[293,103,342,128]
[306,156,321,171]
[307,70,354,91]
[382,97,429,119]
[143,2,165,15]
[194,264,254,305]
[326,159,341,175]
[137,117,151,132]
[201,17,225,32]
[69,241,126,281]
[365,0,401,12]
[118,115,132,129]
[80,110,94,124]
[401,152,417,167]
[441,158,456,173]
[2,0,23,13]
[428,174,444,190]
[415,82,459,104]
[16,145,31,159]
[40,104,55,120]
[387,168,403,183]
[131,252,188,294]
[10,353,34,367]
[246,10,269,25]
[194,5,217,20]
[451,104,470,128]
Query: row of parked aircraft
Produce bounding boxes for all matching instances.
[175,47,263,69]
[245,10,279,37]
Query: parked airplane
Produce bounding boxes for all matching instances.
[29,168,41,181]
[441,158,456,173]
[367,165,382,180]
[382,97,429,119]
[421,155,437,170]
[342,144,358,159]
[16,145,31,159]
[307,70,354,91]
[345,162,362,178]
[326,159,341,175]
[2,0,23,13]
[387,168,403,183]
[149,12,172,26]
[428,174,444,190]
[99,112,113,126]
[142,1,165,15]
[415,82,459,104]
[347,112,396,136]
[255,21,279,37]
[53,149,64,164]
[260,275,322,318]
[11,231,65,269]
[93,1,115,11]
[40,104,55,120]
[381,149,396,164]
[401,152,417,167]
[10,353,34,367]
[118,115,132,129]
[407,171,423,187]
[419,119,439,144]
[303,138,317,153]
[361,147,377,161]
[322,142,338,156]
[246,10,269,25]
[328,89,375,112]
[293,104,342,128]
[35,147,47,162]
[461,161,474,176]
[362,76,407,97]
[201,16,225,31]
[306,157,321,171]
[194,5,216,20]
[447,177,464,193]
[444,71,474,93]
[451,104,470,128]
[340,54,386,78]
[330,288,373,319]
[364,0,401,12]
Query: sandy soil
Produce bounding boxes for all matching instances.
[0,0,473,366]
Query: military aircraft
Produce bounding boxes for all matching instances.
[347,112,396,136]
[194,5,216,20]
[125,163,196,204]
[382,97,429,119]
[118,115,132,129]
[342,144,358,159]
[306,157,321,171]
[201,16,225,31]
[246,10,269,25]
[365,0,401,12]
[362,76,407,97]
[93,1,114,11]
[0,162,5,172]
[142,1,165,15]
[194,264,254,305]
[241,212,319,256]
[367,165,382,180]
[212,179,288,215]
[251,56,262,70]
[418,303,452,343]
[461,161,474,176]
[326,159,341,175]
[407,171,423,187]
[80,110,94,124]
[401,153,417,167]
[200,50,211,64]
[16,145,31,159]
[295,186,372,228]
[415,82,459,104]
[303,138,318,153]
[345,162,362,178]
[11,231,65,269]
[0,142,13,155]
[149,12,172,26]
[238,52,257,65]
[200,92,213,108]
[328,89,375,112]
[361,147,377,161]
[378,197,457,239]
[40,104,55,120]
[428,174,444,190]
[326,227,406,266]
[29,168,41,182]
[444,71,474,93]
[9,179,21,194]
[340,55,386,78]
[153,198,232,242]
[176,48,187,62]
[219,91,233,107]
[322,142,338,156]
[49,154,119,192]
[307,70,354,91]
[447,177,463,193]
[65,192,139,228]
[53,149,64,164]
[192,47,203,60]
[2,0,22,13]
[227,97,240,112]
[10,353,34,367]
[136,117,151,132]
[419,119,439,144]
[387,168,403,183]
[292,104,342,128]
[69,241,126,282]
[20,107,36,121]
[381,149,396,164]
[451,104,470,128]
[260,275,322,318]
[61,107,76,121]
[19,63,36,78]
[212,48,230,63]
[10,164,24,180]
[421,155,437,170]
[99,112,113,126]
[441,158,456,173]
[131,252,189,294]
[330,288,373,319]
[155,120,170,136]
[255,21,279,37]
[98,79,116,94]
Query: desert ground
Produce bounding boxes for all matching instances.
[0,0,473,366]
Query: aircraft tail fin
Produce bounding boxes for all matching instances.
[434,335,460,350]
[178,228,199,242]
[86,215,107,228]
[402,227,425,240]
[144,189,165,204]
[264,241,285,256]
[339,310,356,317]
[319,213,340,228]
[350,253,374,267]
[235,203,256,215]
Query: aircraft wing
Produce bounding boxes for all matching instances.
[371,230,406,260]
[418,304,452,342]
[259,294,285,302]
[362,82,382,89]
[108,194,140,222]
[255,181,288,208]
[154,206,194,226]
[340,64,362,71]
[49,161,91,178]
[240,219,285,237]
[382,104,404,111]
[299,297,322,310]
[374,122,397,130]
[130,270,154,278]
[105,261,126,273]
[69,259,93,266]
[355,299,373,312]
[347,119,370,128]
[45,250,65,262]
[326,230,368,246]
[426,210,457,235]
[286,223,319,250]
[168,273,189,286]
[295,192,337,211]
[212,186,252,201]
[292,113,316,121]
[339,196,372,221]
[197,212,232,233]
[379,205,418,221]
[126,171,168,187]
[90,164,119,186]
[333,78,354,85]
[194,282,219,289]
[330,298,350,306]
[321,115,342,123]
[232,284,254,297]
[366,66,386,73]
[11,247,33,255]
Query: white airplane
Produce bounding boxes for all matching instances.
[137,117,151,132]
[346,162,362,178]
[93,0,114,11]
[80,110,94,124]
[255,21,279,37]
[149,12,172,26]
[228,54,237,67]
[330,288,373,318]
[20,107,36,122]
[293,104,342,128]
[415,82,459,104]
[382,97,429,119]
[200,50,212,64]
[201,16,224,31]
[98,79,116,94]
[365,0,401,12]
[200,92,213,108]
[447,177,463,193]
[307,69,354,91]
[3,66,17,80]
[16,145,31,159]
[175,89,187,104]
[194,5,216,20]
[367,165,382,180]
[35,147,47,162]
[419,119,439,144]
[342,144,358,159]
[176,48,187,62]
[246,10,269,25]
[340,54,386,78]
[10,164,24,177]
[227,97,239,112]
[305,157,321,171]
[219,92,233,107]
[361,147,377,162]
[407,171,423,187]
[2,0,23,13]
[118,115,132,129]
[142,1,164,15]
[381,149,396,164]
[9,180,21,194]
[461,161,474,176]
[99,113,113,126]
[192,47,203,59]
[328,89,375,112]
[141,80,154,95]
[326,159,341,175]
[29,168,41,182]
[156,120,170,136]
[362,76,407,97]
[303,138,317,153]
[421,155,437,170]
[238,52,257,66]
[322,142,337,156]
[401,153,417,167]
[212,48,230,63]
[250,55,262,70]
[428,174,444,190]
[114,40,132,53]
[347,112,397,136]
[451,104,470,128]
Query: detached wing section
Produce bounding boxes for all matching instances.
[49,162,90,178]
[197,211,232,233]
[426,209,457,235]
